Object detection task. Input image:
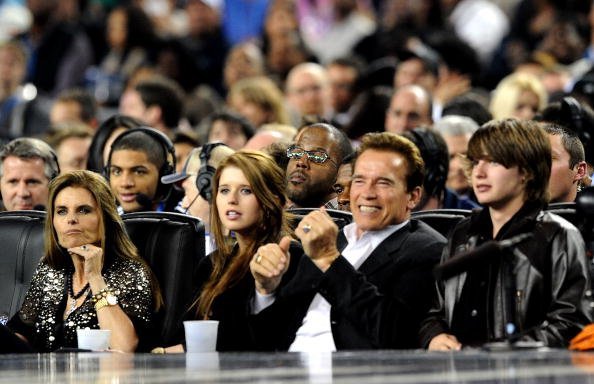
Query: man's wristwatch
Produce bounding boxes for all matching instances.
[92,287,119,311]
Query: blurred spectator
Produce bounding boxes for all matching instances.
[223,42,265,91]
[433,115,479,197]
[0,41,29,141]
[227,75,290,128]
[441,93,492,126]
[342,85,392,140]
[86,114,144,173]
[201,110,256,150]
[18,0,93,95]
[179,0,228,94]
[45,122,93,173]
[440,0,509,65]
[49,88,98,128]
[385,84,432,134]
[403,126,479,210]
[490,72,547,120]
[119,75,185,134]
[327,56,364,127]
[243,123,297,150]
[296,0,375,64]
[183,84,224,128]
[285,62,331,125]
[85,5,156,106]
[261,1,312,84]
[171,130,200,174]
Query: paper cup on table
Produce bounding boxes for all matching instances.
[184,320,219,352]
[77,329,111,351]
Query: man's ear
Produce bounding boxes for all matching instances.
[407,186,422,210]
[574,161,587,183]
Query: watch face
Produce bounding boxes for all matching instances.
[106,294,118,305]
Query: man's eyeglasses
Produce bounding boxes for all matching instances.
[286,144,337,167]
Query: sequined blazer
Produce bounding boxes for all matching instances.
[7,257,154,352]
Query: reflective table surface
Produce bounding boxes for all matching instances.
[2,349,594,383]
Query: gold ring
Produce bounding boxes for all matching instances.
[256,254,262,264]
[302,224,311,233]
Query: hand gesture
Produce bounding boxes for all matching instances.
[250,236,292,295]
[296,209,340,272]
[68,244,104,281]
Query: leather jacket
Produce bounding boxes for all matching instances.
[419,202,592,348]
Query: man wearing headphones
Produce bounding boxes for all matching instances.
[403,127,479,211]
[0,138,60,211]
[105,128,176,213]
[161,142,234,254]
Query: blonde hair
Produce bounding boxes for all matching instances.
[228,76,291,125]
[489,72,547,120]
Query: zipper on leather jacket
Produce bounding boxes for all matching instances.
[515,289,524,331]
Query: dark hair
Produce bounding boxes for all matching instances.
[356,132,425,192]
[114,5,157,55]
[541,123,585,169]
[86,114,144,173]
[207,110,256,141]
[442,94,493,126]
[466,119,551,204]
[403,127,449,200]
[55,88,97,124]
[109,130,168,170]
[298,122,353,163]
[135,76,185,129]
[343,86,392,139]
[535,99,594,165]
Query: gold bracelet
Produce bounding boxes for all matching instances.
[151,347,166,354]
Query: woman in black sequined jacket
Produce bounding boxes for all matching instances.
[7,171,162,352]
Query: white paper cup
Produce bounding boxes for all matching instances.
[77,329,111,351]
[184,320,219,352]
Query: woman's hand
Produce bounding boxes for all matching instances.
[68,244,104,282]
[250,236,292,295]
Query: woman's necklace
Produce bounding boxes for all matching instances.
[66,273,90,317]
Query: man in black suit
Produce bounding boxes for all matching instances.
[250,132,446,351]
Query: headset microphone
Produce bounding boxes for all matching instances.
[184,194,200,214]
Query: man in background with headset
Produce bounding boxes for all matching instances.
[105,127,177,213]
[0,138,60,211]
[161,142,234,255]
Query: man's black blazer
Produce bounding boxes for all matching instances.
[254,219,446,350]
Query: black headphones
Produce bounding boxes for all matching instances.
[196,142,227,202]
[407,127,448,199]
[104,127,176,202]
[561,96,589,143]
[47,149,61,180]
